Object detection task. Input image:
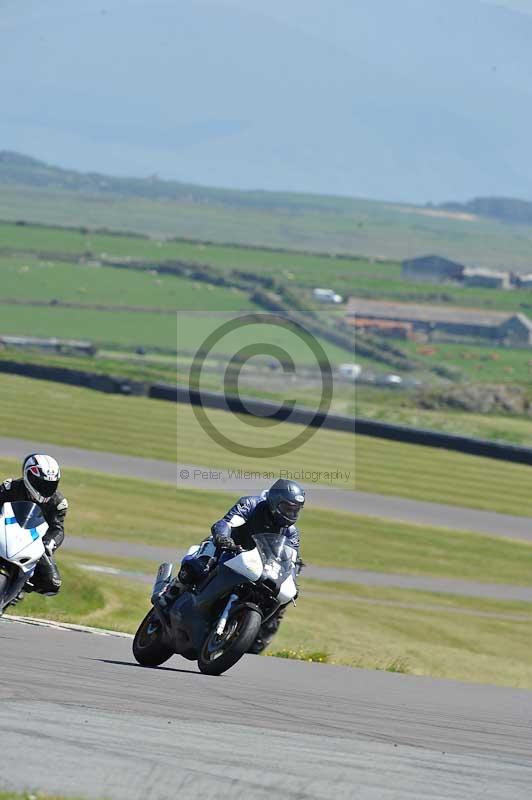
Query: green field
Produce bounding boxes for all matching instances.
[0,220,399,297]
[400,340,532,384]
[175,312,353,363]
[0,296,352,363]
[0,303,181,350]
[3,182,532,271]
[0,240,354,362]
[0,253,259,311]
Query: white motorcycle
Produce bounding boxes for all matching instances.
[0,501,48,614]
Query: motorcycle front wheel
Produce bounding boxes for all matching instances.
[0,571,8,614]
[132,609,174,667]
[198,607,262,676]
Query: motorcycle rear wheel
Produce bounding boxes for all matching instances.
[132,609,174,667]
[198,607,262,676]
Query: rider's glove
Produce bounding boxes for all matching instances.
[295,557,305,575]
[44,538,57,556]
[215,535,241,553]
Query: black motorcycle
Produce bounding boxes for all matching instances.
[132,533,298,675]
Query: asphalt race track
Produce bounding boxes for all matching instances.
[1,618,531,800]
[2,436,532,542]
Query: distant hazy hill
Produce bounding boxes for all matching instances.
[0,150,355,214]
[439,197,532,225]
[2,0,532,203]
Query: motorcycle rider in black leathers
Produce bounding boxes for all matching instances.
[156,479,305,653]
[0,454,67,598]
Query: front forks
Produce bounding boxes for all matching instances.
[215,593,239,635]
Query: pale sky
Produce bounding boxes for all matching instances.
[486,0,532,13]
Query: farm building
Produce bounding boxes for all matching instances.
[345,298,532,346]
[517,274,532,288]
[497,314,532,346]
[462,268,511,289]
[401,255,464,283]
[346,317,414,340]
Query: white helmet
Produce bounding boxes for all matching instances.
[23,454,61,503]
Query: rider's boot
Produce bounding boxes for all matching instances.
[248,606,286,654]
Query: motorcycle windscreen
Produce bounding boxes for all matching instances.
[252,533,296,586]
[12,501,46,530]
[3,501,48,558]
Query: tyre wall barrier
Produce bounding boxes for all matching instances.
[149,383,356,433]
[354,417,532,466]
[0,360,146,396]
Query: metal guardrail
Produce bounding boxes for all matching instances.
[354,417,532,466]
[149,384,355,433]
[0,360,146,396]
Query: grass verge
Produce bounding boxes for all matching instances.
[11,557,149,633]
[354,433,532,516]
[0,793,88,800]
[272,578,532,688]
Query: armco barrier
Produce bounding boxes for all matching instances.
[0,360,146,396]
[149,383,356,433]
[354,417,532,466]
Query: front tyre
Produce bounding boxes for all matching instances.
[0,571,9,615]
[198,607,262,676]
[132,609,173,667]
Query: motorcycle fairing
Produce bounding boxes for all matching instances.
[278,574,297,604]
[0,501,47,569]
[223,548,263,581]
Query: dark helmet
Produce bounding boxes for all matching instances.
[22,454,61,503]
[267,479,305,525]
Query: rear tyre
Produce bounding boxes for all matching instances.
[198,607,262,676]
[132,609,174,667]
